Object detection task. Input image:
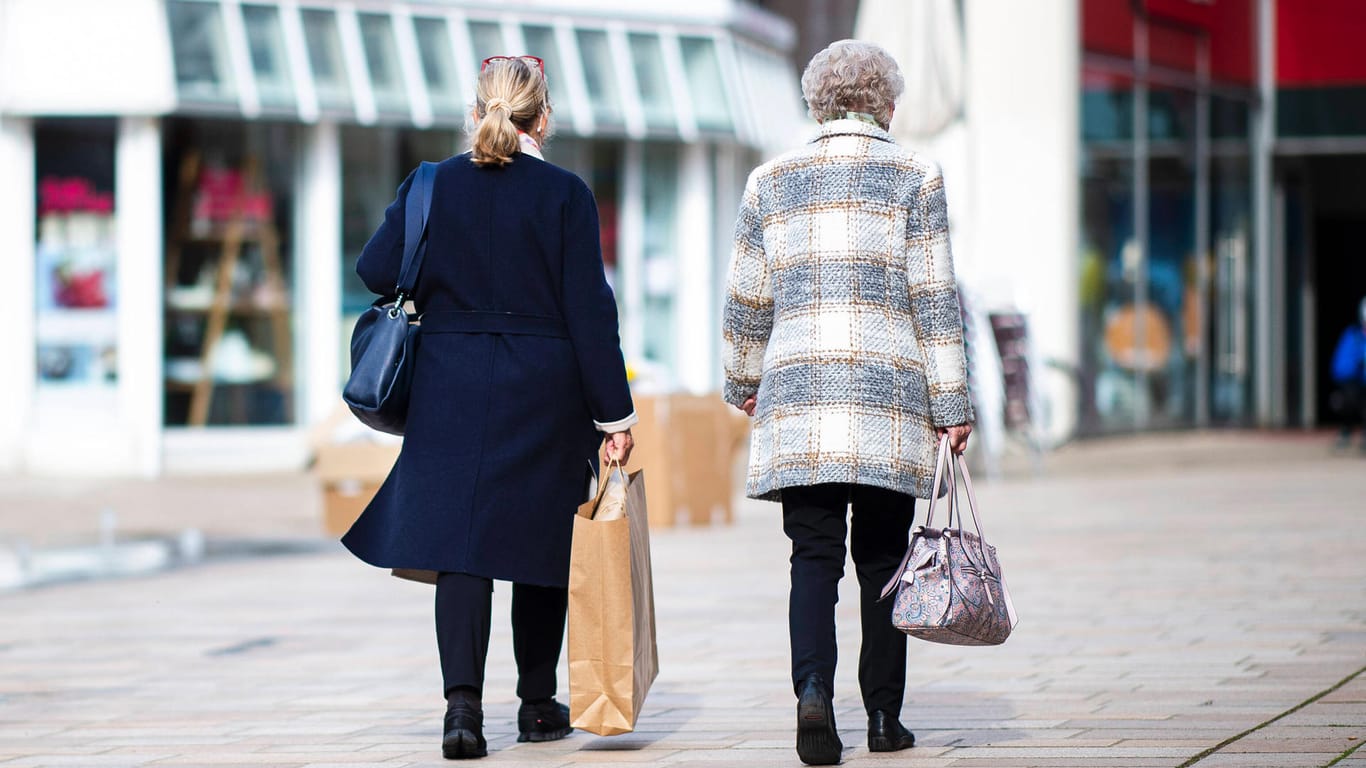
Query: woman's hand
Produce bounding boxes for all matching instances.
[603,429,634,466]
[737,395,756,417]
[937,423,973,454]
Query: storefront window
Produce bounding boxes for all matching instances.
[576,29,627,132]
[34,120,118,390]
[242,4,295,110]
[414,16,463,121]
[642,144,679,369]
[1079,127,1135,430]
[523,25,574,126]
[163,119,297,427]
[167,0,237,105]
[1146,87,1198,428]
[358,12,409,117]
[1081,0,1259,432]
[680,36,733,133]
[630,33,676,132]
[301,8,353,112]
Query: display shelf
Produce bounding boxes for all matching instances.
[163,151,293,427]
[34,308,119,345]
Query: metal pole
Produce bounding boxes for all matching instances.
[1195,39,1211,427]
[1133,14,1150,431]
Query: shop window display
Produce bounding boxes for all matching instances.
[34,120,118,389]
[163,120,296,427]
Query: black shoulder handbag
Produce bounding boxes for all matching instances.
[342,161,437,435]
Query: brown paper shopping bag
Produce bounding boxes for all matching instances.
[568,463,659,736]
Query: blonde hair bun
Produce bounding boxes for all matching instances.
[471,59,550,167]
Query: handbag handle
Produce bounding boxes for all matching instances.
[393,161,437,304]
[879,435,993,600]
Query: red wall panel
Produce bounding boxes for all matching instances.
[1277,0,1366,86]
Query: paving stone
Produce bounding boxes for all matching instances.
[1,433,1364,766]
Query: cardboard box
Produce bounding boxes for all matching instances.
[322,479,383,536]
[313,406,401,535]
[627,392,749,528]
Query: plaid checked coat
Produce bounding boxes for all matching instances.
[722,118,973,502]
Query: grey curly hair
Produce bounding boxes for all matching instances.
[800,40,905,127]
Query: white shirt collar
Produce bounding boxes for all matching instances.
[518,132,544,160]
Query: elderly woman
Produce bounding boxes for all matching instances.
[723,40,973,765]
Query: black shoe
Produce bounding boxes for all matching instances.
[517,698,572,743]
[867,710,915,752]
[442,704,487,760]
[795,674,842,765]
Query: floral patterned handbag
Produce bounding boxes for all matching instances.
[879,436,1018,646]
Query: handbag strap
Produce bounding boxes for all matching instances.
[879,436,953,600]
[394,160,437,300]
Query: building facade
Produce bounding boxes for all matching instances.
[0,0,803,475]
[861,0,1366,445]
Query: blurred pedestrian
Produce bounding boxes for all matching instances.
[342,55,636,760]
[722,39,974,766]
[1330,297,1366,451]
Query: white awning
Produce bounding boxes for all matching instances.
[150,0,802,149]
[0,0,177,115]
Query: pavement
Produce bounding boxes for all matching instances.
[1,431,1364,767]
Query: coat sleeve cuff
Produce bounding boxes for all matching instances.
[724,380,759,408]
[595,411,639,433]
[930,392,974,428]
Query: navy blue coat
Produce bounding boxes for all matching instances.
[342,152,634,588]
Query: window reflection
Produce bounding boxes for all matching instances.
[523,25,573,125]
[359,13,408,115]
[629,33,674,131]
[242,5,293,109]
[414,17,462,119]
[680,37,732,132]
[301,9,352,111]
[167,1,236,102]
[576,29,625,130]
[467,20,505,67]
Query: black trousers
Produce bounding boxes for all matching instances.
[782,483,915,717]
[434,572,567,701]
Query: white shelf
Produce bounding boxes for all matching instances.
[34,308,118,345]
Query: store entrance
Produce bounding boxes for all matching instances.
[1290,155,1366,426]
[1313,215,1366,425]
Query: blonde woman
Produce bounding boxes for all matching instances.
[724,40,973,765]
[344,56,636,760]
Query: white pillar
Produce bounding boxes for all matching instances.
[116,116,164,477]
[963,0,1080,443]
[297,121,342,427]
[674,141,713,393]
[1253,0,1277,426]
[0,117,35,471]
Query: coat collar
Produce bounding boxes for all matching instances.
[810,118,897,145]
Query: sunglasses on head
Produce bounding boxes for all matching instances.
[481,55,545,74]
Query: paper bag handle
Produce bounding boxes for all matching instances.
[579,459,626,520]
